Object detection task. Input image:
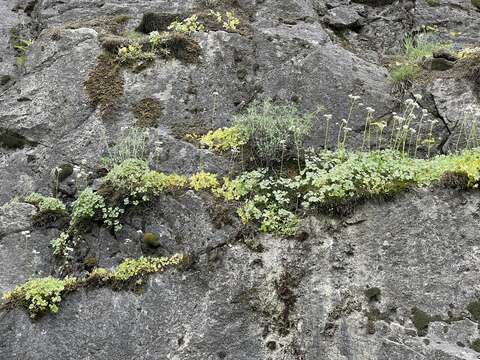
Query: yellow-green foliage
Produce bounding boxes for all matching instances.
[212,177,247,201]
[2,276,75,318]
[199,126,247,151]
[111,254,186,281]
[168,15,205,33]
[228,148,480,236]
[415,149,480,186]
[210,11,241,31]
[189,171,219,191]
[457,47,480,58]
[142,171,188,195]
[24,193,67,217]
[117,44,156,64]
[2,255,186,318]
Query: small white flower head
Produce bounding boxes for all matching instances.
[341,118,348,124]
[410,128,417,134]
[402,125,409,130]
[358,103,364,107]
[344,127,352,132]
[348,94,361,101]
[32,249,39,255]
[410,114,417,120]
[366,107,375,114]
[422,109,429,116]
[324,114,333,120]
[80,159,87,165]
[120,126,128,132]
[392,112,397,116]
[212,91,219,96]
[136,229,143,234]
[414,93,423,101]
[405,98,415,106]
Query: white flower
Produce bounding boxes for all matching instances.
[344,127,352,132]
[405,99,415,106]
[414,94,423,101]
[410,129,417,133]
[422,109,429,116]
[366,107,375,113]
[80,159,87,165]
[341,119,348,124]
[324,114,333,120]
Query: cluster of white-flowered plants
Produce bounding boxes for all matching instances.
[321,94,479,157]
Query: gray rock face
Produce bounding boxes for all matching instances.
[1,189,480,360]
[0,0,480,359]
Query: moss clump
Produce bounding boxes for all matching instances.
[163,33,202,64]
[439,170,470,189]
[143,232,161,248]
[467,300,480,321]
[100,35,132,53]
[82,256,97,271]
[471,338,480,352]
[133,98,163,128]
[25,193,67,218]
[55,163,74,182]
[412,307,432,336]
[84,54,124,117]
[365,287,381,302]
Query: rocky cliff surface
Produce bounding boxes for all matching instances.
[1,0,480,359]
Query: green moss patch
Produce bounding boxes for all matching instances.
[467,300,480,321]
[471,338,480,353]
[365,287,381,302]
[25,193,67,222]
[411,307,442,336]
[84,54,124,117]
[133,98,163,128]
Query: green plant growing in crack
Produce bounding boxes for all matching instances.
[168,15,205,33]
[14,38,33,65]
[1,254,187,318]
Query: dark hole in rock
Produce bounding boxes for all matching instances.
[266,340,277,351]
[137,13,180,34]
